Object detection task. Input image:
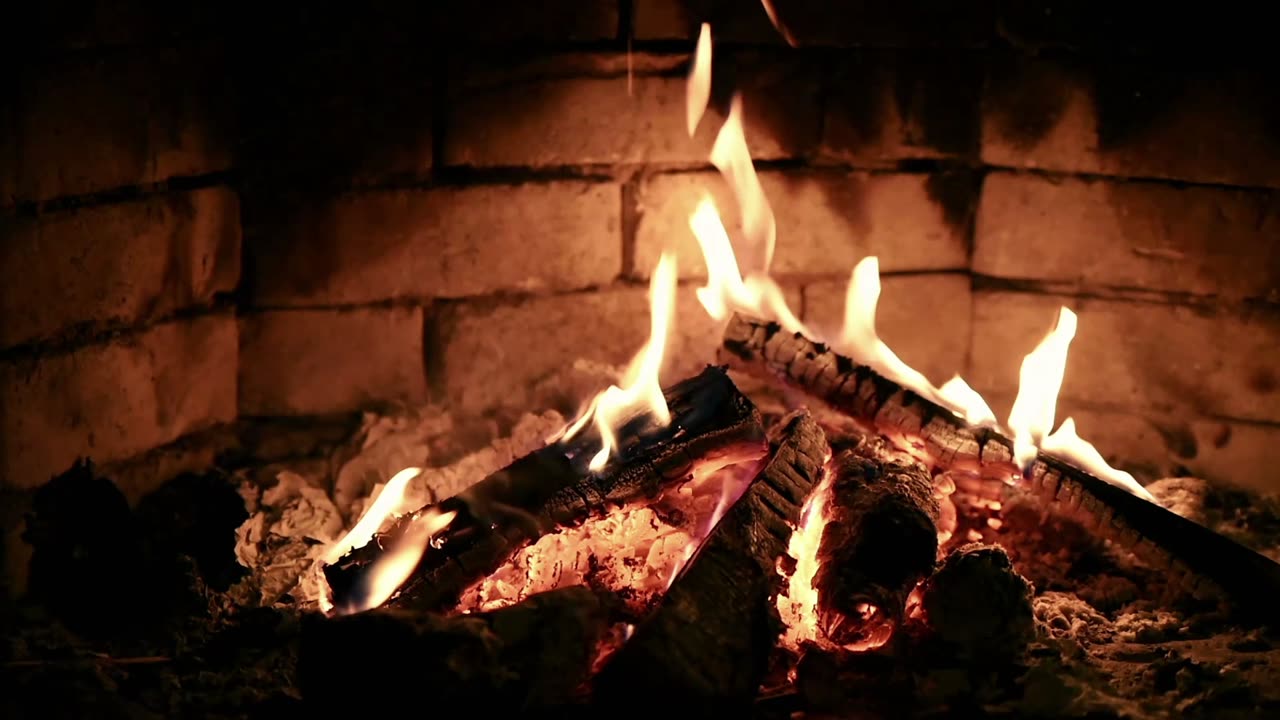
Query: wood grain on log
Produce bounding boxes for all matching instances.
[299,585,611,713]
[324,366,768,612]
[593,410,829,709]
[720,314,1280,619]
[815,446,939,650]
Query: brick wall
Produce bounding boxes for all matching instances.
[2,1,1277,495]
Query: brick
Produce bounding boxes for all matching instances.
[444,52,820,167]
[0,315,237,490]
[2,49,233,206]
[983,57,1280,188]
[633,0,785,43]
[238,307,426,416]
[440,285,789,414]
[975,173,1280,299]
[633,170,972,279]
[636,0,993,46]
[0,187,241,349]
[995,1,1270,56]
[802,274,972,387]
[968,291,1280,424]
[236,41,434,187]
[433,2,619,44]
[248,181,621,306]
[821,51,982,164]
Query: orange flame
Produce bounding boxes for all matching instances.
[322,466,422,566]
[1043,417,1156,501]
[686,23,712,137]
[759,0,799,46]
[558,251,677,470]
[710,95,776,277]
[1007,307,1077,470]
[329,507,457,616]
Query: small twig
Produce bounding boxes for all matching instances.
[5,653,171,668]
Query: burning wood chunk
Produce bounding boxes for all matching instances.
[298,585,611,714]
[594,410,829,709]
[323,366,767,613]
[920,543,1035,663]
[813,446,940,650]
[719,313,1280,620]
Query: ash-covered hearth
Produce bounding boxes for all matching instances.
[4,2,1280,719]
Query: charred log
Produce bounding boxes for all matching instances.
[720,314,1280,620]
[814,446,939,650]
[594,410,829,710]
[324,366,767,612]
[920,543,1035,663]
[299,585,611,714]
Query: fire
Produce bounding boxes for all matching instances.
[317,466,458,615]
[558,251,677,471]
[776,463,834,649]
[686,23,712,136]
[664,459,757,589]
[1043,418,1156,501]
[330,507,457,616]
[322,466,422,565]
[1007,307,1077,471]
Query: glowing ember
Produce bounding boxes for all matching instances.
[456,464,746,615]
[664,461,758,589]
[328,507,457,616]
[776,463,833,649]
[686,23,712,137]
[557,251,677,470]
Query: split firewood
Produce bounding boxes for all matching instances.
[594,410,829,710]
[298,585,612,713]
[720,314,1280,620]
[919,543,1035,663]
[814,445,940,650]
[324,366,768,612]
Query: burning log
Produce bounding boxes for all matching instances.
[720,314,1280,619]
[814,445,940,650]
[299,585,611,713]
[323,366,767,613]
[919,543,1035,663]
[594,410,829,710]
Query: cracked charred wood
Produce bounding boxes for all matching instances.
[920,543,1035,663]
[324,366,768,612]
[299,586,611,713]
[814,445,940,650]
[720,314,1280,621]
[594,411,829,710]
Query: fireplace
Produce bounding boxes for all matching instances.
[3,2,1279,717]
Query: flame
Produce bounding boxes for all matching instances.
[322,466,422,565]
[330,507,457,616]
[1042,417,1156,502]
[710,95,776,277]
[1007,307,1077,471]
[686,23,712,136]
[558,251,677,470]
[777,463,834,649]
[759,0,799,46]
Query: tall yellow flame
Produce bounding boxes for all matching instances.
[710,95,776,277]
[686,23,712,137]
[330,507,457,616]
[1007,307,1077,470]
[558,251,677,471]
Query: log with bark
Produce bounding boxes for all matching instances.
[324,366,768,612]
[299,585,613,713]
[814,444,939,650]
[593,410,829,710]
[720,314,1280,619]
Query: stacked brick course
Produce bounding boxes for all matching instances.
[2,1,1277,493]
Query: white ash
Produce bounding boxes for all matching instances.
[228,405,567,608]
